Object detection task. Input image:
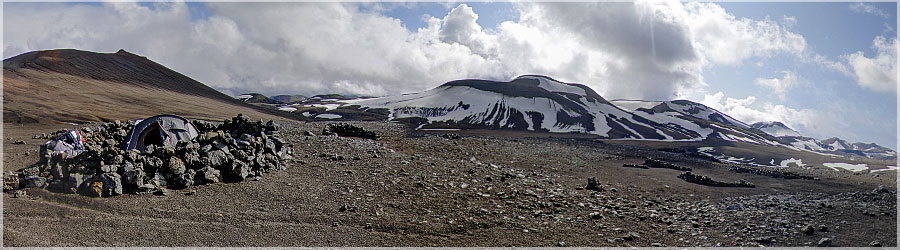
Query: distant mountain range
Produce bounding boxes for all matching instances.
[248,75,894,161]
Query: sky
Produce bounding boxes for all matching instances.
[3,1,897,149]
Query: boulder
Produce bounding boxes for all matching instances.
[79,180,103,197]
[22,176,48,188]
[3,172,20,191]
[229,160,251,181]
[207,150,230,167]
[122,164,145,188]
[65,173,84,193]
[166,157,186,175]
[47,151,69,179]
[197,167,222,184]
[172,170,196,189]
[100,173,123,196]
[144,156,163,173]
[183,151,201,168]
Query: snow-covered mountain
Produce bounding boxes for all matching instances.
[751,121,801,137]
[345,75,702,140]
[819,137,853,151]
[235,93,280,104]
[285,74,893,161]
[620,99,781,145]
[646,100,751,129]
[814,137,897,159]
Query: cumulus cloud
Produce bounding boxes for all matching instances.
[438,4,496,57]
[754,71,798,100]
[684,2,807,66]
[849,2,889,18]
[843,36,897,93]
[3,1,812,101]
[701,92,819,134]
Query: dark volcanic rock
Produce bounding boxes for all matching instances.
[197,167,222,184]
[322,123,378,140]
[5,115,293,197]
[100,173,122,196]
[678,172,755,188]
[817,238,832,247]
[586,177,602,192]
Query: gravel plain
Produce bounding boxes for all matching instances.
[3,120,896,247]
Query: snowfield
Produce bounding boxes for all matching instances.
[779,158,806,168]
[278,106,297,112]
[315,114,343,119]
[823,162,868,172]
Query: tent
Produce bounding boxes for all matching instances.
[123,115,199,152]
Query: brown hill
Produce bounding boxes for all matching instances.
[3,49,304,123]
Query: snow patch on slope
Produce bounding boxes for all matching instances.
[823,162,868,172]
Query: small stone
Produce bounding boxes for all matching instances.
[586,177,601,192]
[870,241,882,247]
[589,212,603,220]
[651,243,662,247]
[755,236,775,244]
[873,185,891,194]
[12,189,26,198]
[303,131,314,136]
[818,225,828,232]
[801,225,815,235]
[153,188,168,196]
[622,231,640,241]
[817,238,831,247]
[100,164,119,173]
[13,140,25,145]
[557,242,566,247]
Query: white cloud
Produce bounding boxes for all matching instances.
[438,4,496,57]
[2,1,814,101]
[843,36,898,93]
[684,2,807,66]
[701,91,818,135]
[754,70,798,100]
[849,2,889,18]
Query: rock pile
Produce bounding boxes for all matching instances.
[729,165,816,180]
[643,159,693,171]
[322,123,378,140]
[678,171,755,188]
[3,114,293,197]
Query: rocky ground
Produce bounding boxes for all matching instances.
[3,120,897,247]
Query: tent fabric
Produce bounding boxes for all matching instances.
[123,115,199,152]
